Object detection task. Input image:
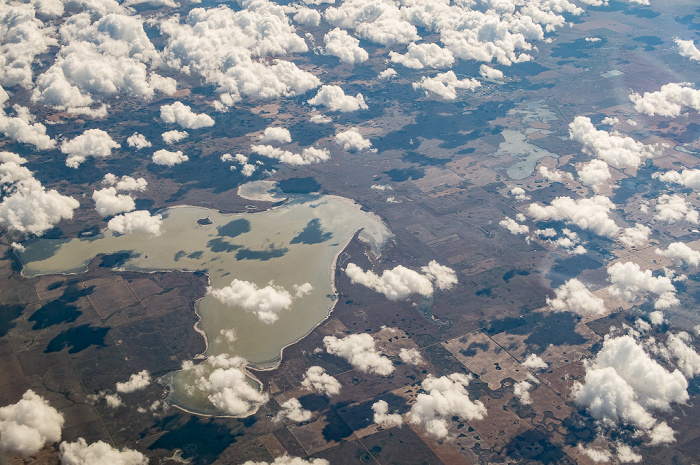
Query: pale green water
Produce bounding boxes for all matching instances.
[19,190,391,415]
[500,130,558,180]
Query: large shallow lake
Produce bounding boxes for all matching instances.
[19,183,391,414]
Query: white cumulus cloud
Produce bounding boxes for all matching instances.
[194,356,269,416]
[345,261,456,300]
[60,129,120,168]
[529,195,619,238]
[654,169,700,190]
[479,64,503,80]
[162,130,189,145]
[261,127,292,144]
[629,83,700,117]
[572,335,687,444]
[390,42,454,69]
[210,279,311,324]
[675,38,700,62]
[152,149,188,167]
[399,347,423,365]
[0,390,64,456]
[0,105,56,150]
[308,85,368,112]
[160,102,215,129]
[108,210,163,236]
[92,187,135,217]
[116,370,151,394]
[656,242,700,267]
[0,159,80,236]
[323,333,394,376]
[569,116,656,169]
[251,145,330,165]
[59,438,147,465]
[335,129,371,151]
[323,28,369,64]
[547,279,606,317]
[275,398,312,423]
[372,400,403,428]
[412,71,480,100]
[577,160,611,193]
[608,261,678,310]
[522,353,548,372]
[301,366,341,396]
[500,217,529,235]
[407,373,486,439]
[243,457,329,465]
[126,133,151,149]
[655,194,698,224]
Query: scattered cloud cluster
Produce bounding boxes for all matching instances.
[654,332,700,378]
[408,373,486,439]
[629,83,700,117]
[275,398,312,423]
[308,85,368,112]
[654,169,700,190]
[335,129,371,151]
[0,390,64,456]
[500,217,529,235]
[0,3,58,89]
[222,153,257,176]
[209,279,312,324]
[529,195,619,238]
[323,333,394,375]
[572,335,688,445]
[412,71,480,100]
[522,353,548,372]
[655,194,698,224]
[345,260,456,300]
[116,370,151,394]
[60,129,120,168]
[675,38,700,62]
[59,438,148,465]
[577,159,611,193]
[191,355,269,416]
[0,104,56,150]
[569,116,656,169]
[251,145,330,165]
[656,242,700,267]
[390,42,454,69]
[301,366,341,396]
[92,187,135,217]
[160,102,215,129]
[126,133,151,149]
[152,149,188,167]
[107,210,163,235]
[372,400,403,428]
[162,130,188,145]
[323,0,582,66]
[0,155,80,236]
[323,28,369,64]
[160,3,319,109]
[32,12,176,114]
[243,457,329,465]
[608,261,679,310]
[399,347,423,365]
[261,127,292,144]
[547,278,606,317]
